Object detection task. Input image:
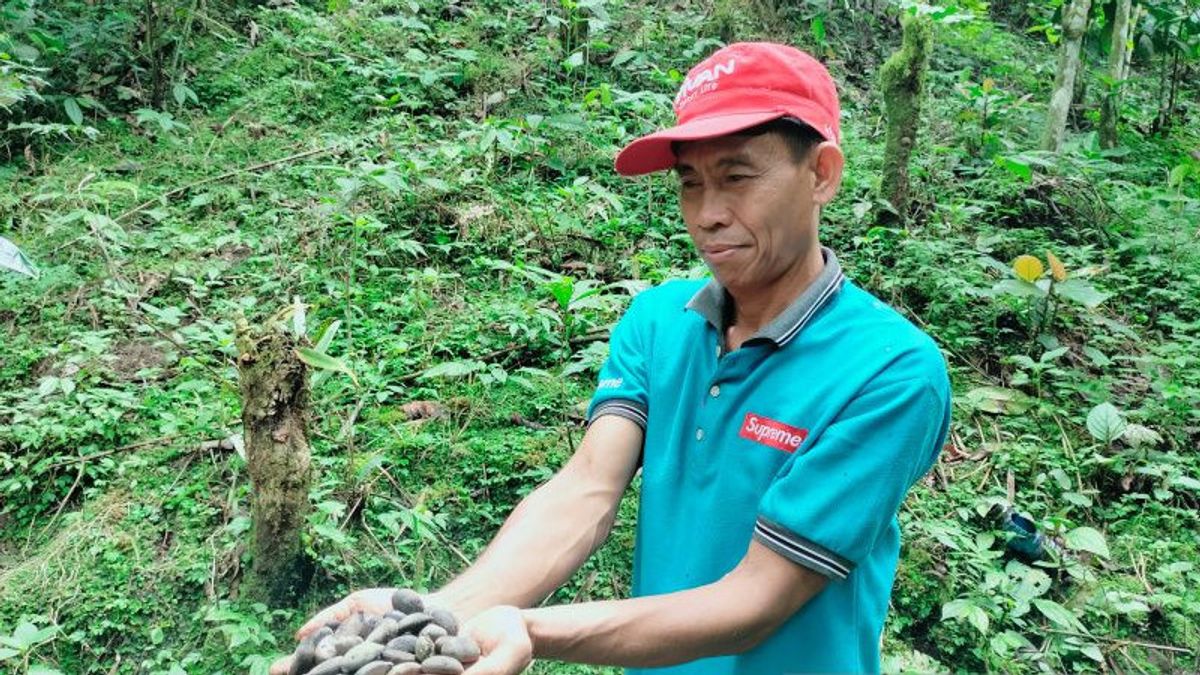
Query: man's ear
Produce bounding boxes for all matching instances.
[810,142,844,206]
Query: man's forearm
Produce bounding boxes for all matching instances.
[522,546,827,668]
[431,460,627,618]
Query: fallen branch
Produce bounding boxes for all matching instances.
[115,144,340,222]
[1045,629,1193,655]
[43,435,179,470]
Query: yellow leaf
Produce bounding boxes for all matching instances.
[983,78,995,93]
[1046,251,1067,282]
[1013,255,1044,283]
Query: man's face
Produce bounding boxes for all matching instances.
[674,132,823,295]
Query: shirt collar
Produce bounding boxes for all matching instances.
[685,246,846,348]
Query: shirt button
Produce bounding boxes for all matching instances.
[695,428,705,441]
[709,385,720,398]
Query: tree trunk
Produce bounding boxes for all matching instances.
[1099,0,1131,148]
[879,14,932,221]
[236,320,313,607]
[1042,0,1093,152]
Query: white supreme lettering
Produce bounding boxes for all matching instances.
[739,413,808,452]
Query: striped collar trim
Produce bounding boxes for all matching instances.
[685,247,846,348]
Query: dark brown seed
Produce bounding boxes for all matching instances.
[395,612,433,634]
[414,635,435,661]
[437,635,481,663]
[388,634,419,652]
[420,655,465,675]
[314,635,339,661]
[386,664,422,675]
[428,608,459,636]
[367,617,401,644]
[307,656,349,675]
[288,642,317,675]
[391,589,424,614]
[419,623,447,641]
[334,634,364,655]
[342,641,387,671]
[360,613,381,638]
[354,660,394,675]
[307,626,334,645]
[382,647,417,663]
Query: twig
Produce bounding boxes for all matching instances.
[115,144,339,222]
[1119,646,1152,675]
[1045,629,1193,655]
[395,330,610,384]
[43,435,179,470]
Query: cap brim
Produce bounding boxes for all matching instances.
[614,110,788,176]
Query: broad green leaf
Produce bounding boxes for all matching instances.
[419,359,485,379]
[314,320,342,354]
[1064,526,1111,558]
[28,666,64,675]
[1040,346,1069,363]
[63,96,83,125]
[965,386,1035,415]
[1033,598,1083,631]
[998,156,1033,181]
[294,347,358,385]
[992,278,1045,298]
[1082,345,1111,367]
[1086,402,1127,444]
[942,599,989,634]
[811,15,826,42]
[0,647,19,660]
[1012,255,1044,282]
[0,235,38,277]
[1170,475,1200,492]
[1055,278,1109,308]
[1079,644,1104,662]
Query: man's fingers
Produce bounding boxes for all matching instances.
[295,598,351,640]
[463,653,512,675]
[268,654,293,675]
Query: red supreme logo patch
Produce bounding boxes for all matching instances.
[739,413,808,453]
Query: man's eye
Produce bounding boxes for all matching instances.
[728,174,752,183]
[680,181,701,190]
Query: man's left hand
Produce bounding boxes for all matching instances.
[463,605,533,675]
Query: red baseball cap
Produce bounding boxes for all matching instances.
[614,42,841,176]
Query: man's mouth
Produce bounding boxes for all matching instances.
[701,244,747,262]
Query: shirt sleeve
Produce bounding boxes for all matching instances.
[753,368,951,580]
[586,292,652,430]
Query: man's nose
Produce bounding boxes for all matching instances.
[696,189,731,230]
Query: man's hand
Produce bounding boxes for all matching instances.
[267,587,398,675]
[463,605,533,675]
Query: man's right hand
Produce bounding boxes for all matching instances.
[267,587,397,675]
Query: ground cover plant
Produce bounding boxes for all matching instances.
[1,0,1198,672]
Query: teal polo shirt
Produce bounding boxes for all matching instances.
[588,248,951,675]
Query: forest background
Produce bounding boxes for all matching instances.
[1,0,1198,673]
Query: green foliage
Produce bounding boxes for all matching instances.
[1,0,1198,673]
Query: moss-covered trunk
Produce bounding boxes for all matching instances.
[1041,0,1092,152]
[1100,0,1132,149]
[879,14,932,222]
[236,321,313,607]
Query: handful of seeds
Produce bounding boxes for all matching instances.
[288,589,482,675]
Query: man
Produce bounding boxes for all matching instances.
[273,42,950,675]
